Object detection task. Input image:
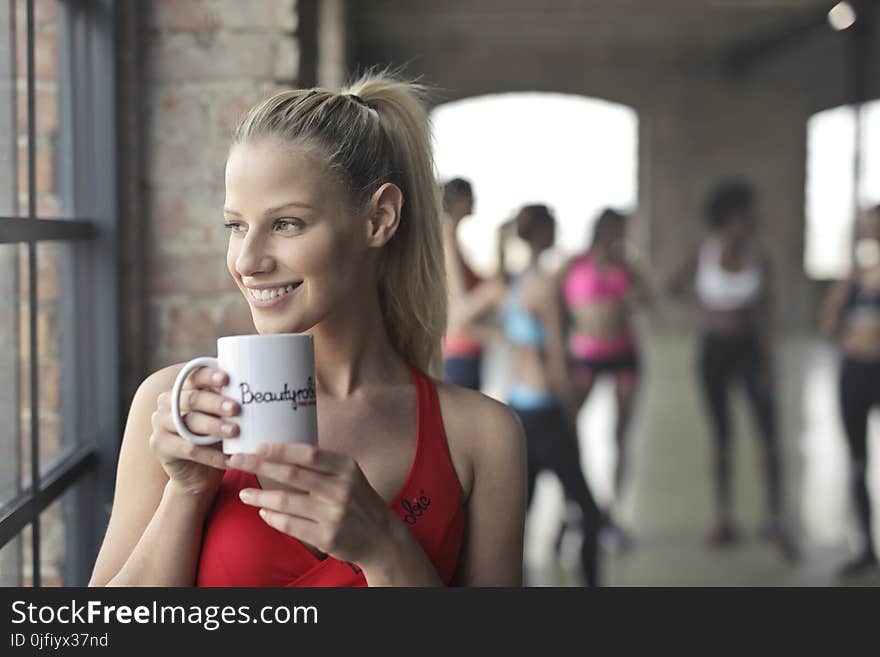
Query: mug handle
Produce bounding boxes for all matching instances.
[170,356,223,446]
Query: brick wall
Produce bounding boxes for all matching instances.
[140,0,301,372]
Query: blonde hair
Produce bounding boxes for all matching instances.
[232,72,447,373]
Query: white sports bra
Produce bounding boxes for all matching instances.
[695,238,763,311]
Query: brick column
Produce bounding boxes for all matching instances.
[138,1,301,372]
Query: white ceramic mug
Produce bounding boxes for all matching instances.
[170,334,318,454]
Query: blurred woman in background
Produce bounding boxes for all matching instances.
[452,205,601,586]
[442,178,488,390]
[561,208,651,547]
[821,204,880,578]
[668,180,796,560]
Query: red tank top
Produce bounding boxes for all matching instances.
[196,366,466,587]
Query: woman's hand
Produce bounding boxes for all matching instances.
[228,444,399,568]
[150,366,240,498]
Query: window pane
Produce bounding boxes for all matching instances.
[0,530,23,586]
[0,0,21,217]
[14,241,81,482]
[859,101,880,208]
[0,242,26,507]
[38,478,84,586]
[6,0,66,219]
[9,478,88,587]
[32,0,63,218]
[37,240,81,475]
[804,105,856,280]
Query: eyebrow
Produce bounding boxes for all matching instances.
[223,201,315,218]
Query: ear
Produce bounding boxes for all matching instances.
[365,183,403,248]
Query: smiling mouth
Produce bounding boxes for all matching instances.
[247,282,301,302]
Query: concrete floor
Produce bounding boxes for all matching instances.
[482,333,880,587]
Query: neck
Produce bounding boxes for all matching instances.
[529,248,542,266]
[306,281,409,398]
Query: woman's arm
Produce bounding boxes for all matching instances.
[628,263,655,311]
[89,366,214,587]
[445,392,527,586]
[820,278,853,338]
[528,274,577,421]
[756,253,775,356]
[443,222,467,300]
[667,249,699,300]
[447,276,506,333]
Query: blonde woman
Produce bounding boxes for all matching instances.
[88,73,527,587]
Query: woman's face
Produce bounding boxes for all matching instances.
[721,210,755,246]
[602,222,626,261]
[532,220,555,253]
[224,141,371,335]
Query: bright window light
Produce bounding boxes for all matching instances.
[805,99,880,279]
[431,93,638,275]
[827,1,857,31]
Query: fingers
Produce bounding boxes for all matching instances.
[226,454,338,499]
[155,381,240,442]
[188,366,229,389]
[156,388,239,417]
[253,443,353,475]
[148,429,228,470]
[238,487,326,521]
[256,508,323,546]
[159,408,239,441]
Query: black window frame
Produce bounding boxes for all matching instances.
[0,0,119,587]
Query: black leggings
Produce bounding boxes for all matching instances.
[513,404,600,587]
[839,357,880,557]
[698,332,781,516]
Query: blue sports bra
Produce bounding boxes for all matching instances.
[503,269,545,347]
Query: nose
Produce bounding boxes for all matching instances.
[235,232,275,278]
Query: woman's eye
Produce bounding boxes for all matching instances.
[223,222,246,234]
[276,219,304,232]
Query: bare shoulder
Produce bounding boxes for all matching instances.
[133,363,186,405]
[433,380,525,500]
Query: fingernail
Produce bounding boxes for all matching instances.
[227,454,243,467]
[221,422,236,435]
[221,400,235,414]
[239,489,254,502]
[212,372,225,385]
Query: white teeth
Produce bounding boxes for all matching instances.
[249,284,297,302]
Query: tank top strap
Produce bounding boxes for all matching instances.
[405,365,461,494]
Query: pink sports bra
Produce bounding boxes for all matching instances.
[564,255,633,307]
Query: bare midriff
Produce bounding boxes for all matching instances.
[700,306,762,336]
[510,344,551,392]
[570,301,632,339]
[840,320,880,359]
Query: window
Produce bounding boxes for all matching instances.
[0,0,118,587]
[805,99,880,280]
[431,92,639,275]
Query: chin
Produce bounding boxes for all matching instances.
[251,313,314,336]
